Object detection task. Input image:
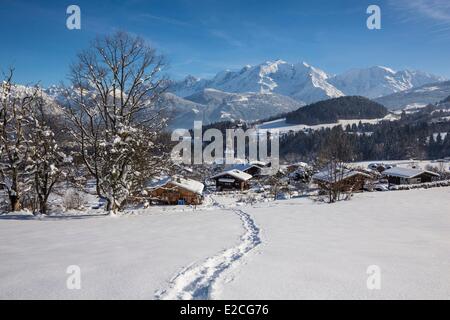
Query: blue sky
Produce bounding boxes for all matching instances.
[1,0,450,86]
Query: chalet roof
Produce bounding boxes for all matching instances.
[287,162,309,168]
[211,169,253,181]
[250,160,270,167]
[211,157,247,165]
[147,176,204,195]
[229,163,262,172]
[312,168,371,183]
[383,167,440,179]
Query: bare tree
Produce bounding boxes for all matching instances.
[65,31,169,213]
[0,69,36,211]
[317,127,355,203]
[262,170,287,200]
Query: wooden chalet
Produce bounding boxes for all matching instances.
[312,168,372,192]
[211,169,252,191]
[382,167,440,185]
[147,176,204,205]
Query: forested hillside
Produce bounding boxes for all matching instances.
[280,116,450,162]
[285,96,388,125]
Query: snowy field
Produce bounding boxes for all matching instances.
[349,159,450,173]
[256,114,398,135]
[1,188,449,299]
[215,188,450,299]
[0,207,243,299]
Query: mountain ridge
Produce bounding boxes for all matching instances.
[7,61,449,130]
[374,80,450,110]
[169,61,446,105]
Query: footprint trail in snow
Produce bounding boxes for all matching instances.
[155,208,261,300]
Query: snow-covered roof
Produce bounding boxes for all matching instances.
[147,176,204,195]
[383,167,440,179]
[250,160,269,167]
[211,157,247,165]
[287,162,309,168]
[228,163,262,172]
[211,169,253,181]
[312,168,371,183]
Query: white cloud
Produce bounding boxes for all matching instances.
[136,13,191,27]
[209,29,244,48]
[392,0,450,24]
[390,0,450,40]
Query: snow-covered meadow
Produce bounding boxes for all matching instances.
[255,114,399,135]
[0,206,243,299]
[215,188,450,299]
[1,187,449,300]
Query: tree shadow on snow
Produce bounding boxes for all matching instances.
[0,213,109,221]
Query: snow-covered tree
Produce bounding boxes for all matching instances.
[28,96,70,214]
[0,69,36,211]
[317,126,355,203]
[65,31,168,213]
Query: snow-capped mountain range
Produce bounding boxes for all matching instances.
[169,60,446,104]
[1,84,64,115]
[156,89,304,129]
[6,60,448,129]
[329,66,446,99]
[170,60,344,104]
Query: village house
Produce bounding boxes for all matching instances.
[286,162,313,182]
[147,176,204,205]
[286,162,310,173]
[312,168,372,192]
[382,167,440,185]
[211,169,252,191]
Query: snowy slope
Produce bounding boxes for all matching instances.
[0,84,64,116]
[215,188,450,299]
[191,89,304,124]
[167,75,209,98]
[170,61,445,105]
[375,81,450,110]
[329,66,446,99]
[157,89,304,129]
[256,114,398,135]
[2,187,450,299]
[40,84,304,129]
[0,207,243,299]
[170,60,344,104]
[155,92,208,129]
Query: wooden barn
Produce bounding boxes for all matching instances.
[312,168,372,192]
[383,167,440,185]
[147,176,204,205]
[211,169,252,191]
